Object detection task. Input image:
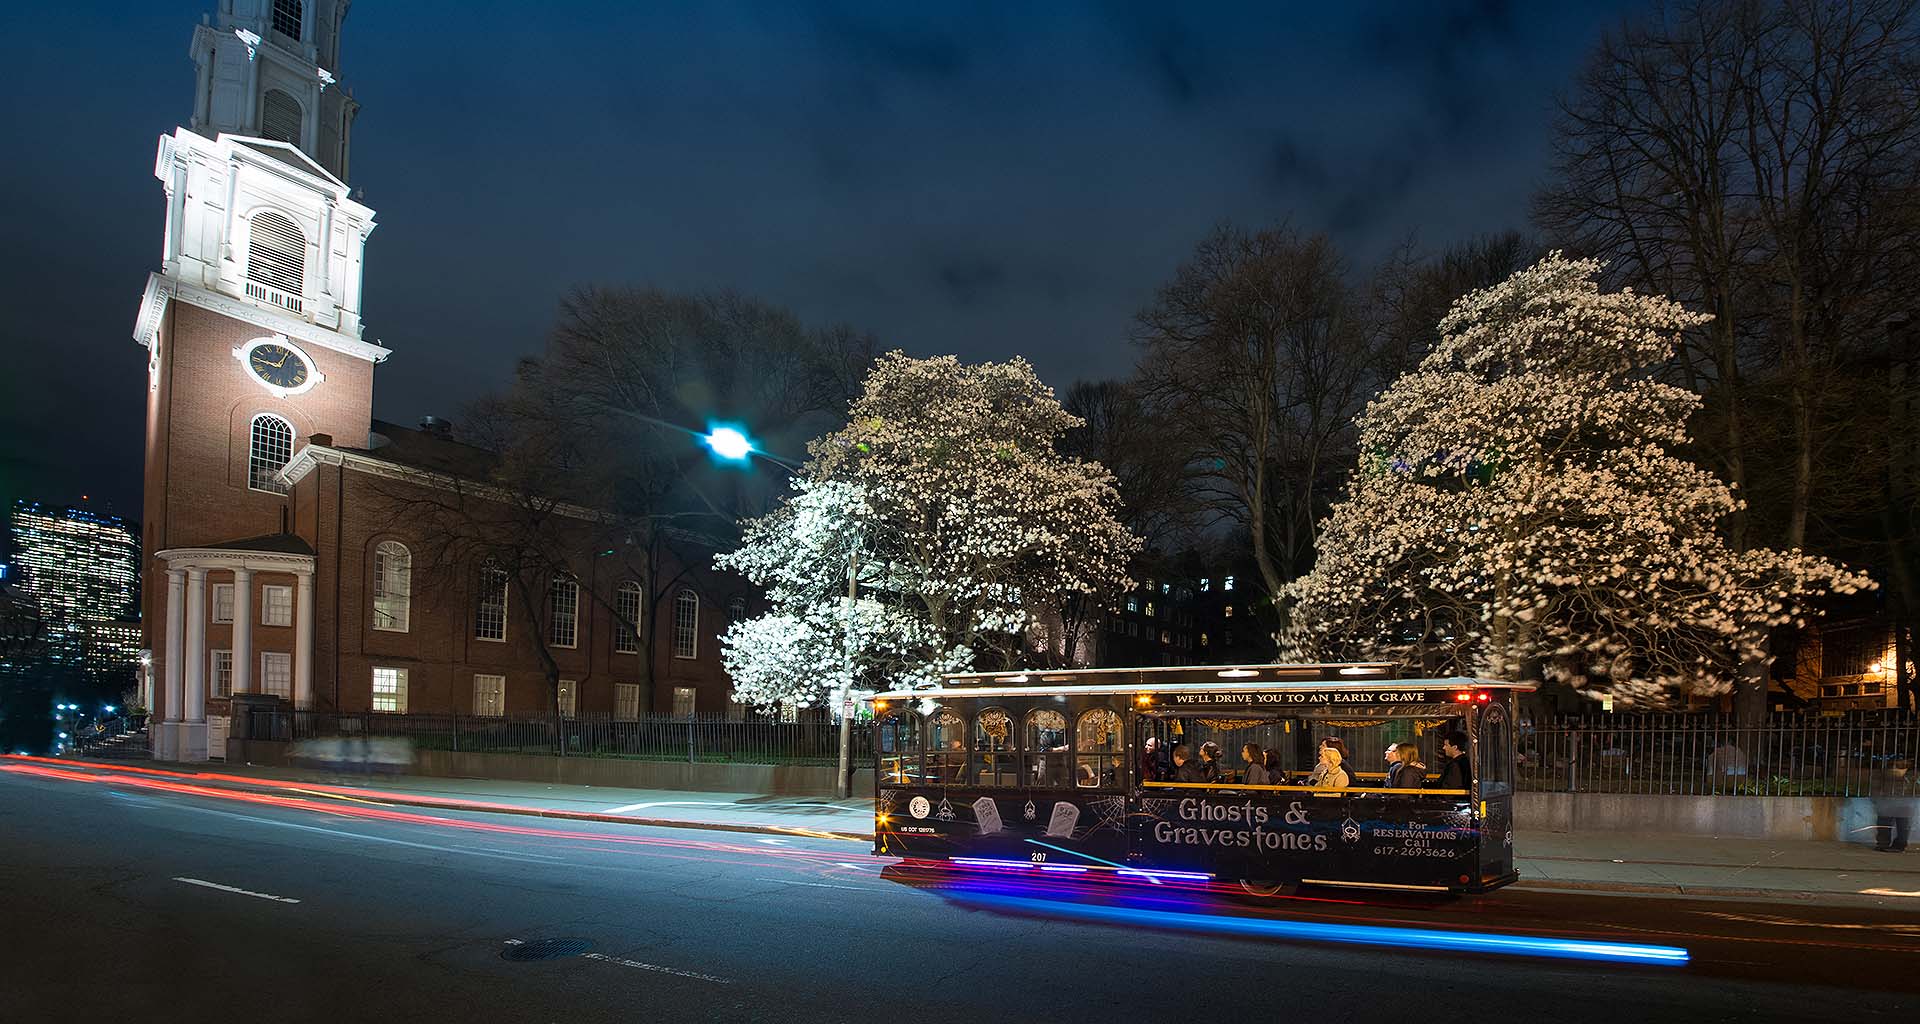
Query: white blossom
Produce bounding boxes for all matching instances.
[718,353,1140,710]
[1282,254,1870,707]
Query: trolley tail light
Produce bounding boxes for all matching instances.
[1453,690,1493,703]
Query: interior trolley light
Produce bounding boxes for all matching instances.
[1217,669,1259,679]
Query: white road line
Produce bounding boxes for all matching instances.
[173,877,301,904]
[159,803,564,864]
[754,878,892,894]
[580,952,731,984]
[600,800,716,813]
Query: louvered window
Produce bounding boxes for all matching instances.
[261,90,303,146]
[372,542,411,632]
[248,414,294,493]
[272,0,303,40]
[246,211,305,305]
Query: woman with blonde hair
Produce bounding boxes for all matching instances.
[1305,744,1349,790]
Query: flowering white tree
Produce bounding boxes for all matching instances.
[1283,255,1870,707]
[718,353,1140,710]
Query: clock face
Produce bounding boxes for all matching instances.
[248,342,310,390]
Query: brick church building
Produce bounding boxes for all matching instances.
[135,1,745,761]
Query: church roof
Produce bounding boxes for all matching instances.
[229,136,349,191]
[196,533,316,556]
[342,419,502,481]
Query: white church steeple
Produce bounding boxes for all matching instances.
[188,1,359,183]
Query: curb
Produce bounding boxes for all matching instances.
[350,791,877,844]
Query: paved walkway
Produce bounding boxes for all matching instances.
[57,756,1920,903]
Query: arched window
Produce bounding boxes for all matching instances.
[877,711,920,784]
[371,541,410,632]
[1025,708,1067,787]
[1075,708,1124,789]
[672,589,699,659]
[271,0,303,40]
[245,210,305,311]
[261,89,304,146]
[247,413,294,493]
[613,581,642,653]
[972,708,1016,787]
[928,707,966,784]
[726,595,747,621]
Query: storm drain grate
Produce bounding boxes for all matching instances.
[501,937,594,962]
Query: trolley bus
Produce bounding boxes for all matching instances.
[869,663,1530,895]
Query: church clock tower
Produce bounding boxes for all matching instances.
[136,1,385,760]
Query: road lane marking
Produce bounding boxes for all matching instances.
[173,877,300,904]
[580,952,731,984]
[160,802,565,864]
[1861,888,1920,898]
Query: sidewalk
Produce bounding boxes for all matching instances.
[60,757,1920,903]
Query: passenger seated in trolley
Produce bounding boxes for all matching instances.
[1305,745,1349,790]
[1387,742,1426,790]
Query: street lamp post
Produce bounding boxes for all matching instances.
[702,425,858,797]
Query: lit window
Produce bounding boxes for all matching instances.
[1161,583,1170,594]
[613,682,641,721]
[549,577,578,648]
[1224,606,1234,618]
[1126,597,1138,613]
[475,564,507,641]
[372,541,410,632]
[1145,602,1155,617]
[211,650,233,698]
[271,0,303,40]
[1223,575,1235,591]
[260,652,291,698]
[614,581,642,653]
[473,674,505,716]
[1075,708,1123,788]
[1200,632,1209,646]
[672,589,699,659]
[672,685,697,716]
[973,707,1017,787]
[1026,709,1067,787]
[245,212,305,311]
[1200,578,1210,592]
[248,414,295,493]
[261,584,292,627]
[556,679,577,719]
[372,667,407,713]
[213,584,234,624]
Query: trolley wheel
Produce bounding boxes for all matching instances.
[1237,878,1298,898]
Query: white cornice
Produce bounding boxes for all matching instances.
[279,444,610,523]
[157,548,317,573]
[158,276,391,364]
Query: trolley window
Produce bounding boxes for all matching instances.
[1075,708,1123,788]
[1026,708,1068,787]
[877,711,919,784]
[929,708,967,784]
[973,707,1017,787]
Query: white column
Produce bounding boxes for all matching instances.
[231,568,253,694]
[294,570,315,709]
[160,569,186,760]
[182,567,209,761]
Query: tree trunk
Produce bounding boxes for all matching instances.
[1734,635,1769,728]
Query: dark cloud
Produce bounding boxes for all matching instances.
[937,256,1008,307]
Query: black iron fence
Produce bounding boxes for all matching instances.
[287,710,873,767]
[1518,714,1918,797]
[272,708,1915,795]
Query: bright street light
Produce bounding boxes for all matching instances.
[704,426,753,461]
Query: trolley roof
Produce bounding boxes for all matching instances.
[870,664,1532,702]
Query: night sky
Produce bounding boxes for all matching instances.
[0,0,1639,522]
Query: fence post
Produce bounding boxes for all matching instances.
[451,711,460,753]
[687,709,696,765]
[1567,726,1579,793]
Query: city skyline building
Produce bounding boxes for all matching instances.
[6,500,142,683]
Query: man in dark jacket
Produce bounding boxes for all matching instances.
[1436,731,1472,792]
[1173,743,1216,783]
[1138,736,1170,785]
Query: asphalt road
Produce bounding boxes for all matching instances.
[1,764,1915,1023]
